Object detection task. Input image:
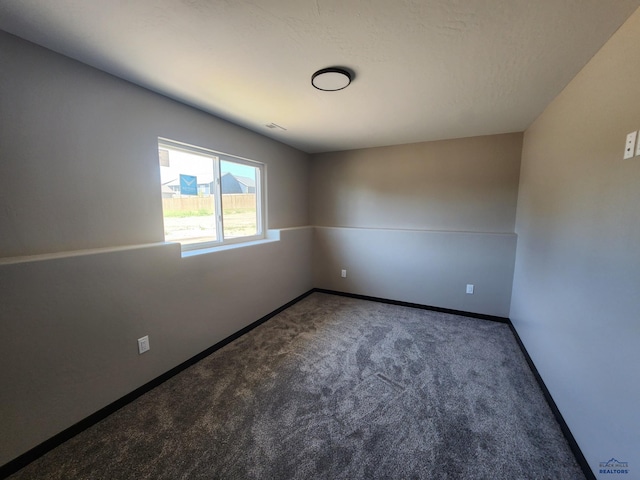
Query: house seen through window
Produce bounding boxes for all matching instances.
[158,139,264,250]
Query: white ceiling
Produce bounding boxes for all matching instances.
[1,1,639,154]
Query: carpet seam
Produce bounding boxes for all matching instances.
[314,288,596,480]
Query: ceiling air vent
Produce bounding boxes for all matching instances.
[265,123,287,131]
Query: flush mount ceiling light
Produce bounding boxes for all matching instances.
[311,67,352,91]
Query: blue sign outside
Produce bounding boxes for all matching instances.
[180,174,197,195]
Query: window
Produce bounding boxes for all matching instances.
[158,138,265,251]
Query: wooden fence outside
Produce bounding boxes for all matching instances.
[162,194,255,212]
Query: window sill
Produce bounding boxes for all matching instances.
[179,230,280,258]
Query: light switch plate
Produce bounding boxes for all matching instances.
[624,131,637,159]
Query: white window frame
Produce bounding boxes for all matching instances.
[158,138,266,251]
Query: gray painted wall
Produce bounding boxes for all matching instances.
[314,227,516,317]
[310,134,522,233]
[310,134,523,317]
[0,31,309,258]
[0,32,312,464]
[511,8,640,478]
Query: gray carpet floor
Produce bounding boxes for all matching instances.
[9,292,585,479]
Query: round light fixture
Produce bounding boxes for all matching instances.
[311,67,352,91]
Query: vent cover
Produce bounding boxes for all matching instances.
[265,123,287,131]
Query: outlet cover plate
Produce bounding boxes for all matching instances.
[138,335,150,354]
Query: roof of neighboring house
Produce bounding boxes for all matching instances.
[222,172,255,188]
[165,173,255,188]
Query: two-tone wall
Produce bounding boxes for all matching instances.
[510,8,640,477]
[0,31,312,465]
[310,134,523,318]
[4,7,639,477]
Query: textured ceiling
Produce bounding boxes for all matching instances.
[1,1,639,153]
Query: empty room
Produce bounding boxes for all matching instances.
[1,1,639,479]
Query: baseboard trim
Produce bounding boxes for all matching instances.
[0,289,315,480]
[312,288,511,323]
[507,323,596,480]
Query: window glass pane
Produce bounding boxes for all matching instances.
[220,159,259,239]
[159,146,218,245]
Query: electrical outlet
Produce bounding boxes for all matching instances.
[624,131,637,159]
[466,284,474,295]
[341,269,347,278]
[138,335,150,354]
[636,131,640,157]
